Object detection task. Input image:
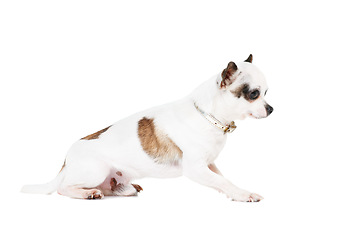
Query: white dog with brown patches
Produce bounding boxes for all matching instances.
[22,54,273,202]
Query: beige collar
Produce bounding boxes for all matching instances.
[194,103,237,134]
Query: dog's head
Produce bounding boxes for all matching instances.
[217,54,273,120]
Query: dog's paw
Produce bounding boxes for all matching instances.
[246,193,264,202]
[112,184,139,197]
[230,192,263,202]
[131,184,143,193]
[85,189,104,200]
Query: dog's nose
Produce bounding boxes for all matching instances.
[265,104,273,116]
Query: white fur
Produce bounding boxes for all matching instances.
[22,60,271,202]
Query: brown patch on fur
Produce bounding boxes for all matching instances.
[59,160,66,172]
[132,184,143,192]
[220,61,238,88]
[244,54,253,63]
[138,117,183,164]
[81,126,111,140]
[116,171,122,177]
[208,164,222,175]
[110,178,117,191]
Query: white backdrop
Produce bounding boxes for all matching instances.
[1,0,359,239]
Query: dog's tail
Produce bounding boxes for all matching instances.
[21,166,66,195]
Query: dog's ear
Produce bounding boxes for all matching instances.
[244,54,253,63]
[220,61,238,88]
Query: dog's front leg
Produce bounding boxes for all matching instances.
[183,162,263,202]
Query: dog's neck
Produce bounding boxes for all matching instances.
[194,102,236,134]
[190,75,237,125]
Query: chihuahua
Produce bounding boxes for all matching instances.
[22,54,273,201]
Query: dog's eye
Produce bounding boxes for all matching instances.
[249,90,260,100]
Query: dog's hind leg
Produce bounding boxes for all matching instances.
[101,177,143,197]
[58,186,104,199]
[111,183,139,197]
[57,158,110,199]
[92,169,143,197]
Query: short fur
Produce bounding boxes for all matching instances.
[22,55,273,202]
[138,117,183,165]
[81,126,111,140]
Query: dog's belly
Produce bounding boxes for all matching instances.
[118,161,183,179]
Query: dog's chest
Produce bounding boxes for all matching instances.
[208,136,227,163]
[196,132,227,164]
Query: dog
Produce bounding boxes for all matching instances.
[21,54,273,201]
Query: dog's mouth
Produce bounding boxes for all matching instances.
[248,113,262,119]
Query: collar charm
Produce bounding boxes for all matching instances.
[194,103,237,134]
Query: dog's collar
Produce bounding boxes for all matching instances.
[194,103,237,134]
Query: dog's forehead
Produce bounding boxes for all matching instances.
[236,62,268,90]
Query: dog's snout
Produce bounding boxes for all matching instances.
[265,104,273,116]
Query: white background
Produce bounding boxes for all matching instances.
[1,0,359,239]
